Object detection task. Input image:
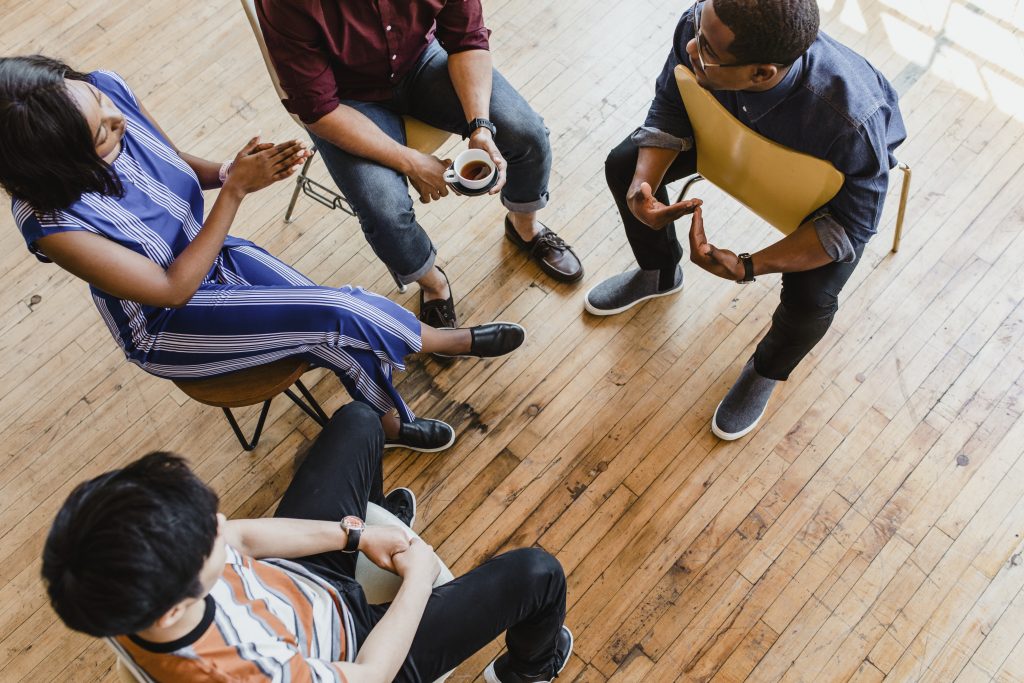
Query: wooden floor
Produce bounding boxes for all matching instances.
[3,0,1024,680]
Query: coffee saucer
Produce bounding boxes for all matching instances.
[447,171,499,197]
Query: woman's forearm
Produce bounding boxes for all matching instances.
[161,186,243,306]
[180,152,224,190]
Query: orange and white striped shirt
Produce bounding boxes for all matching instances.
[111,545,357,682]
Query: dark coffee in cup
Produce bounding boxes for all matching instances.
[460,160,492,181]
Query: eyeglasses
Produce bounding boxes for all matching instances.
[692,1,784,70]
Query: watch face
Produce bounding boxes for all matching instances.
[341,515,364,531]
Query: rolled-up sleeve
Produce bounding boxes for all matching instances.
[255,1,339,125]
[823,105,903,245]
[642,9,696,145]
[435,0,491,53]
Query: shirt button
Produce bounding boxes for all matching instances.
[391,54,397,60]
[386,25,392,31]
[742,105,748,112]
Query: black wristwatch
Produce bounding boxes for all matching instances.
[737,253,756,283]
[340,515,364,553]
[465,117,497,139]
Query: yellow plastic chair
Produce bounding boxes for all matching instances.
[673,65,911,252]
[239,0,453,290]
[112,502,454,682]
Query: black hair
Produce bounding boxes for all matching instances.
[41,452,220,637]
[713,0,820,66]
[0,55,123,213]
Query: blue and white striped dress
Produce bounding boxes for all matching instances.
[13,71,421,422]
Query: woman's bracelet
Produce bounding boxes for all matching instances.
[218,160,234,185]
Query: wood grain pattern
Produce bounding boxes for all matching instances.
[2,0,1023,681]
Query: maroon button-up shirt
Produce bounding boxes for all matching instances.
[256,0,491,125]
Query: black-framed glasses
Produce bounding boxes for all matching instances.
[692,1,784,69]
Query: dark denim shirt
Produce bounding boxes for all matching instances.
[639,4,906,254]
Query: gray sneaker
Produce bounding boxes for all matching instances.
[712,358,777,440]
[583,266,683,316]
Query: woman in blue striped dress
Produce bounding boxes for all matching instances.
[0,56,526,452]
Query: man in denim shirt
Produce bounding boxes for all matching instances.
[586,0,906,440]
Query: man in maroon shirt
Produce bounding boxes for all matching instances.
[256,0,583,330]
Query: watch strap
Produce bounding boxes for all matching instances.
[341,517,363,553]
[738,253,755,283]
[465,117,496,139]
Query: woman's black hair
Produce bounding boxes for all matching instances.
[41,452,220,637]
[0,55,123,212]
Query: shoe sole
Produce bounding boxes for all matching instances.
[583,280,683,316]
[482,626,573,683]
[384,487,417,529]
[384,425,456,453]
[711,400,768,441]
[432,322,527,359]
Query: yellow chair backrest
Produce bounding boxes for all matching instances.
[239,0,450,153]
[675,65,844,234]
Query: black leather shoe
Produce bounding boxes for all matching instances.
[434,322,526,359]
[505,217,584,283]
[419,266,457,329]
[383,487,417,528]
[384,418,455,453]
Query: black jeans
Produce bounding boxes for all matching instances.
[605,134,864,380]
[275,402,567,682]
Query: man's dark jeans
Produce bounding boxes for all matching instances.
[275,402,567,682]
[604,134,864,381]
[311,40,552,285]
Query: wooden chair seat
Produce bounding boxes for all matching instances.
[173,358,311,408]
[173,358,328,451]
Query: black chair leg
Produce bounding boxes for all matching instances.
[284,379,329,426]
[223,400,272,451]
[219,380,327,451]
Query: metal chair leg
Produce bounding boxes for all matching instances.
[222,400,272,451]
[675,174,706,203]
[389,268,408,294]
[285,152,316,224]
[284,379,329,426]
[891,162,911,253]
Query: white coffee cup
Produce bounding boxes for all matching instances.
[443,149,496,191]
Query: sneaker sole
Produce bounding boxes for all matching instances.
[482,626,573,683]
[432,322,527,359]
[711,400,768,441]
[384,426,457,453]
[384,487,417,529]
[583,281,683,316]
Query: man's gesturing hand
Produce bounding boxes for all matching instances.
[627,181,702,229]
[688,206,745,280]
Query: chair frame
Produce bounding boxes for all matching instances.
[284,147,355,224]
[221,378,329,451]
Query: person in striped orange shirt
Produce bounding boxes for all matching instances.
[41,401,573,683]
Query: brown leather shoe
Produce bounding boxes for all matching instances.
[504,217,584,283]
[419,266,457,329]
